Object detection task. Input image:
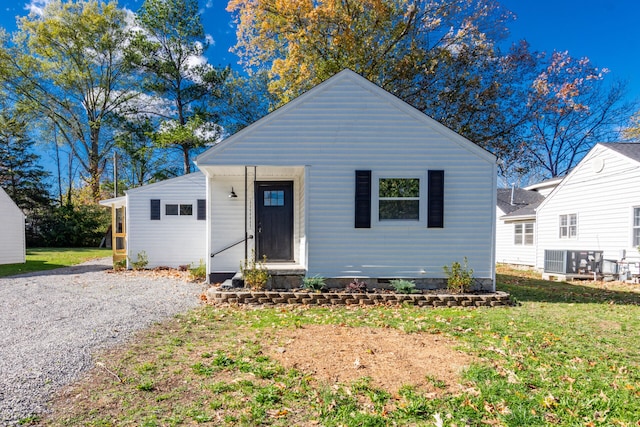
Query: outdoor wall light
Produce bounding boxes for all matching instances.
[228,187,238,198]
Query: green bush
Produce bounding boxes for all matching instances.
[241,252,269,290]
[130,251,149,270]
[189,260,207,281]
[390,279,417,294]
[443,257,474,293]
[33,203,110,247]
[301,275,326,292]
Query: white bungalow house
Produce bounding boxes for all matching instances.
[195,70,498,290]
[0,186,26,265]
[535,143,640,278]
[100,172,206,268]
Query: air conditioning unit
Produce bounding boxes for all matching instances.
[544,250,603,274]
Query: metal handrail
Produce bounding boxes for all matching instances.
[210,235,254,258]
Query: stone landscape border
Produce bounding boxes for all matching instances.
[206,289,513,307]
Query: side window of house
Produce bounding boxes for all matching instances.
[165,204,193,216]
[514,223,534,245]
[633,207,640,246]
[559,214,577,238]
[378,178,420,220]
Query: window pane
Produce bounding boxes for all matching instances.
[525,223,534,233]
[379,178,419,198]
[514,224,522,245]
[635,228,640,246]
[180,204,193,215]
[264,190,284,207]
[635,208,640,227]
[166,204,178,215]
[379,200,419,220]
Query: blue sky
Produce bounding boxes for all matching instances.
[1,0,638,102]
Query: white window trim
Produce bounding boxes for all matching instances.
[514,222,534,246]
[372,171,427,226]
[559,213,577,239]
[632,206,640,247]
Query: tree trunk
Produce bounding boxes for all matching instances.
[182,145,191,174]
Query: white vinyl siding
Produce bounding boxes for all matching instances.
[126,173,207,268]
[198,71,496,284]
[536,145,640,269]
[0,187,25,264]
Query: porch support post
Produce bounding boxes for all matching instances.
[244,165,248,262]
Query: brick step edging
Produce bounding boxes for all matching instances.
[205,290,512,307]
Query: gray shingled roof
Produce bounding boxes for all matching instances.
[497,188,545,215]
[602,143,640,163]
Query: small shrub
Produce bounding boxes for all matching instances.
[129,251,148,270]
[345,278,368,293]
[241,252,269,290]
[443,257,474,293]
[189,259,206,281]
[390,279,416,294]
[301,275,326,292]
[113,258,126,271]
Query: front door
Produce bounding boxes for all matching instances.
[255,181,294,261]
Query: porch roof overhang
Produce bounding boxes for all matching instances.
[99,196,126,208]
[197,164,307,178]
[499,213,536,222]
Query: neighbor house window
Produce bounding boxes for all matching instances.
[378,178,420,220]
[559,214,577,238]
[514,223,534,245]
[166,204,192,216]
[634,207,640,246]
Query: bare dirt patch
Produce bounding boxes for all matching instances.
[266,324,475,395]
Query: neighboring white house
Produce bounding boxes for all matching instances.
[535,143,640,277]
[495,188,545,266]
[100,172,206,268]
[0,186,26,265]
[495,177,563,267]
[196,69,498,290]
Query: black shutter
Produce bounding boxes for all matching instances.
[428,170,444,228]
[150,199,161,220]
[355,170,371,228]
[197,199,206,220]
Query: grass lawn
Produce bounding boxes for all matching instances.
[39,266,640,426]
[0,247,111,277]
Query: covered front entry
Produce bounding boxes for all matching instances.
[255,181,294,261]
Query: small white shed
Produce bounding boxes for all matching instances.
[0,186,26,265]
[196,70,498,290]
[100,172,207,269]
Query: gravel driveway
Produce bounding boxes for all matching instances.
[0,258,207,425]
